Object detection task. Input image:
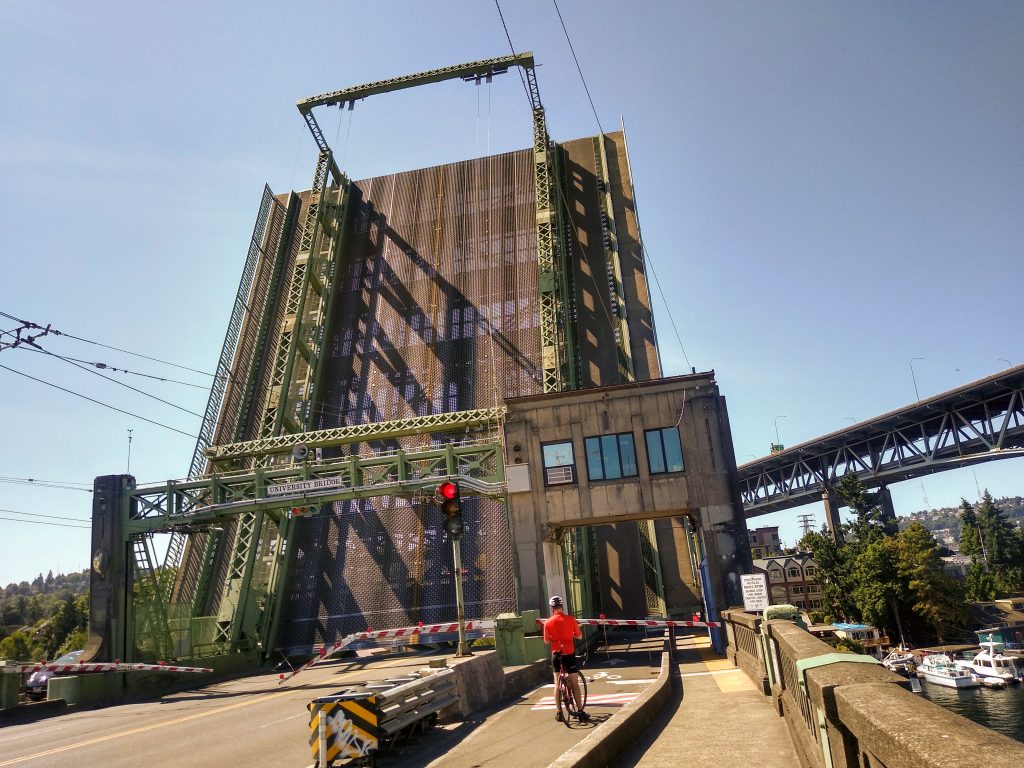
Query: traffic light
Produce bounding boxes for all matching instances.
[291,504,318,518]
[437,481,463,538]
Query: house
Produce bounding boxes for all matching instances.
[751,553,821,611]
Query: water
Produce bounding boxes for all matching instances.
[919,679,1024,743]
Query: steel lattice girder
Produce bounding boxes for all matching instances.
[207,406,506,462]
[126,441,506,534]
[739,370,1024,516]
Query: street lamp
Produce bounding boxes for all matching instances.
[771,416,787,453]
[909,357,923,402]
[998,359,1012,368]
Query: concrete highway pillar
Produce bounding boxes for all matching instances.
[878,484,896,523]
[821,485,843,541]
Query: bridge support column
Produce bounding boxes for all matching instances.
[821,486,843,541]
[84,475,135,663]
[541,538,566,605]
[878,484,896,523]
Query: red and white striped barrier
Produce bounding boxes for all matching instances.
[14,661,212,674]
[536,617,721,629]
[278,619,496,684]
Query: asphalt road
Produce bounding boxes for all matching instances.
[0,635,665,768]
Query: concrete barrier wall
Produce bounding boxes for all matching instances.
[548,633,674,768]
[721,608,1024,768]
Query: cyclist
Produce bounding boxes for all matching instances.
[543,595,590,722]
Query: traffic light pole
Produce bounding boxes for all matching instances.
[452,537,471,657]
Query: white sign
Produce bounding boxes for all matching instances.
[267,476,344,497]
[741,573,770,612]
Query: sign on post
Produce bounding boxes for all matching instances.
[267,476,344,497]
[740,573,770,612]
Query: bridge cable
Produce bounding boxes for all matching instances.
[551,0,604,135]
[0,507,92,523]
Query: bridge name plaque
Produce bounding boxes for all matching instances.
[267,476,345,497]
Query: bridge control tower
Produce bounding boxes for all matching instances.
[85,54,751,666]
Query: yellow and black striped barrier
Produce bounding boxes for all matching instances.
[308,695,381,766]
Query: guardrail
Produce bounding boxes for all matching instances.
[720,608,1024,768]
[309,668,456,766]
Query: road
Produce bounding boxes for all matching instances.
[0,635,665,768]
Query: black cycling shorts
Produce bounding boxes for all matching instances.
[552,652,579,673]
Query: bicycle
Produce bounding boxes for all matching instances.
[555,651,589,726]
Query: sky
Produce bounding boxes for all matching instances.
[0,1,1021,586]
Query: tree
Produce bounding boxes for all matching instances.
[957,499,980,560]
[965,561,999,601]
[799,527,858,622]
[850,538,902,630]
[895,523,965,643]
[836,475,899,545]
[0,630,34,661]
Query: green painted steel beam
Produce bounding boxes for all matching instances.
[297,53,535,113]
[207,406,506,461]
[127,441,506,534]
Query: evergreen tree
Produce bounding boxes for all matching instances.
[895,523,965,643]
[957,499,981,560]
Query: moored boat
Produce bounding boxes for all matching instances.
[954,642,1021,684]
[882,646,916,676]
[916,654,979,688]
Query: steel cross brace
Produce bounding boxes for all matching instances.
[207,406,506,462]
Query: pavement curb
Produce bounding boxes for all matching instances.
[547,635,673,768]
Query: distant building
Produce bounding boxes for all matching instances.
[941,554,972,580]
[970,597,1024,650]
[751,553,821,611]
[832,623,888,652]
[749,526,783,559]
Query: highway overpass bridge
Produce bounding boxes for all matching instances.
[737,364,1024,526]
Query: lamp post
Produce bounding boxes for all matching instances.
[774,416,786,444]
[909,357,923,402]
[998,358,1012,368]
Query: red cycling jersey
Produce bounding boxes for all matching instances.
[544,610,581,655]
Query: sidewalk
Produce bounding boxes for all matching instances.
[613,633,798,767]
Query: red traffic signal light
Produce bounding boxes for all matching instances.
[437,481,463,538]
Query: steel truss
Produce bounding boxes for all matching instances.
[297,52,574,393]
[739,368,1024,516]
[127,441,505,535]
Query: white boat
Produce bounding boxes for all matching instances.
[882,647,916,675]
[954,642,1021,683]
[916,654,979,688]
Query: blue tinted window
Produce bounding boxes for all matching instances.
[619,434,637,476]
[542,441,574,467]
[662,429,684,472]
[646,427,684,474]
[583,432,637,480]
[646,430,665,474]
[585,437,604,480]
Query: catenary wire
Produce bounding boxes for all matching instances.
[0,516,91,529]
[15,346,210,389]
[25,345,204,418]
[551,0,604,135]
[542,7,694,371]
[0,311,215,377]
[493,0,533,107]
[0,361,199,439]
[0,478,93,493]
[0,507,92,523]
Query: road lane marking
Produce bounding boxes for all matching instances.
[0,689,293,767]
[0,725,72,744]
[258,711,307,728]
[530,693,638,710]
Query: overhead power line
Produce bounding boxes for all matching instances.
[0,310,215,377]
[0,507,92,523]
[0,515,91,530]
[551,0,604,135]
[24,345,204,418]
[0,477,93,493]
[16,346,210,389]
[0,361,199,439]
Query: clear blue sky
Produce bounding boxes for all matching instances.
[1,1,1021,585]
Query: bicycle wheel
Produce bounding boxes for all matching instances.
[557,676,574,725]
[574,670,588,710]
